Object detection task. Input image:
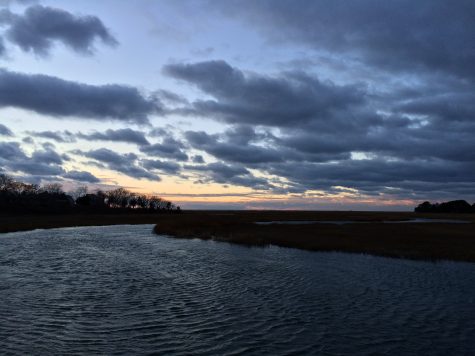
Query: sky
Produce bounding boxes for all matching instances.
[0,0,474,210]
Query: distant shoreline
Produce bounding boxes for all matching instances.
[2,210,475,263]
[153,211,475,263]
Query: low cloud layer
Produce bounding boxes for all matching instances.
[168,59,475,201]
[77,129,150,146]
[0,141,65,176]
[30,130,75,143]
[63,170,100,183]
[140,137,188,161]
[187,162,270,190]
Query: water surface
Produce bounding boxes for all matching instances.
[1,225,475,355]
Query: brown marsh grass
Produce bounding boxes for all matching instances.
[2,210,474,262]
[153,211,475,262]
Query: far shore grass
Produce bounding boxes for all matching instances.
[2,210,475,263]
[153,211,475,263]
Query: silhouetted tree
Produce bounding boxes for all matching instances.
[41,183,64,195]
[0,174,181,214]
[70,186,88,200]
[415,200,474,213]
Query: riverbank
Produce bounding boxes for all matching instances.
[153,211,475,263]
[2,210,475,262]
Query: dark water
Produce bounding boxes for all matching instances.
[1,225,475,355]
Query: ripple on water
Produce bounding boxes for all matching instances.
[1,225,475,355]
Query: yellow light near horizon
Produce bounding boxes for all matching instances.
[63,163,416,209]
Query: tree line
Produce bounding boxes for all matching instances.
[415,200,475,213]
[0,174,180,214]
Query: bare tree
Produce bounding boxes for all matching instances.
[70,186,88,200]
[41,183,64,194]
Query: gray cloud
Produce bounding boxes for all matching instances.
[0,141,65,176]
[140,137,188,161]
[0,141,24,159]
[187,162,271,190]
[0,36,5,57]
[0,123,12,136]
[164,59,475,201]
[31,147,68,165]
[185,129,283,164]
[9,161,64,176]
[85,148,137,166]
[164,60,365,127]
[264,158,475,199]
[191,155,205,164]
[83,148,160,181]
[77,128,150,146]
[0,69,161,122]
[214,0,475,81]
[185,126,351,165]
[30,130,76,143]
[3,1,475,204]
[63,170,100,183]
[142,159,180,175]
[0,5,117,56]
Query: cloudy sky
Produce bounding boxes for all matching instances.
[1,0,474,210]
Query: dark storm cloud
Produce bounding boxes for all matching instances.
[396,92,475,123]
[140,137,188,161]
[0,5,117,56]
[163,2,475,202]
[181,117,475,198]
[0,123,12,136]
[164,60,475,200]
[63,170,100,183]
[0,69,160,122]
[214,0,475,81]
[77,128,150,146]
[164,60,365,127]
[83,148,160,181]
